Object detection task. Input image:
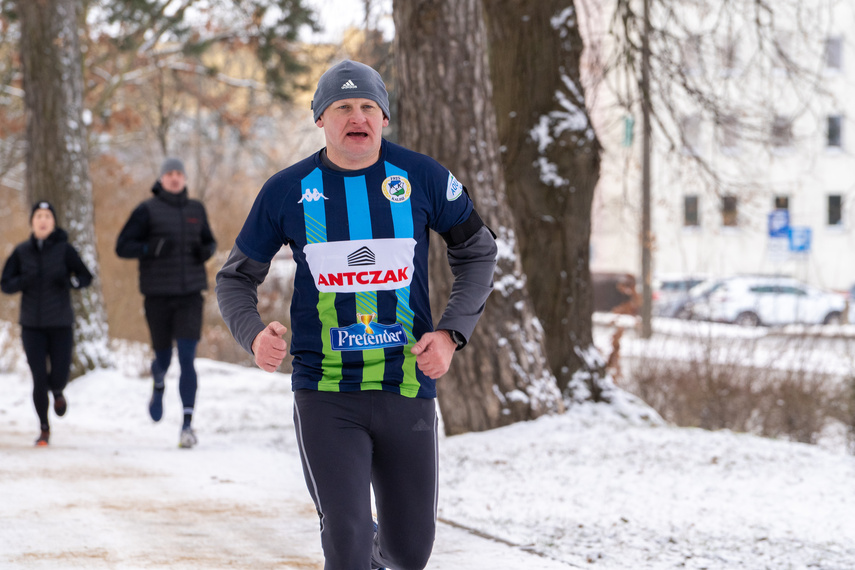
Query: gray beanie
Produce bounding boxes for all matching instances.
[311,60,390,122]
[160,157,185,177]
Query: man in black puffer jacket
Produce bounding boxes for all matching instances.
[2,201,93,446]
[116,158,216,449]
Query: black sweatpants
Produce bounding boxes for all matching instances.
[21,326,73,430]
[293,389,438,570]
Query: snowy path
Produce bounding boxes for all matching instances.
[2,350,854,569]
[0,360,569,569]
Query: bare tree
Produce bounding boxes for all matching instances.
[0,26,25,186]
[2,0,322,370]
[394,0,564,435]
[607,0,834,162]
[80,0,319,177]
[16,0,110,375]
[597,0,839,319]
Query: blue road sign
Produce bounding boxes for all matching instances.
[788,226,811,252]
[768,209,790,238]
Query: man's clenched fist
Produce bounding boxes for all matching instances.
[252,321,288,372]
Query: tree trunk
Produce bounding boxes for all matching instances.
[482,0,606,397]
[17,0,111,376]
[393,0,564,435]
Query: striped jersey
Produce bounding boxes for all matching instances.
[236,139,473,398]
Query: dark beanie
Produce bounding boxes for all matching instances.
[30,200,56,222]
[311,60,390,122]
[160,157,185,177]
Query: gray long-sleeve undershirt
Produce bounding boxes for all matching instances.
[435,226,498,341]
[215,226,497,355]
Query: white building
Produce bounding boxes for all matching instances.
[584,0,855,292]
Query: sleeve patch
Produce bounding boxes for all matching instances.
[446,173,464,201]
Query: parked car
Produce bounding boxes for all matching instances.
[672,278,723,320]
[685,276,845,326]
[846,284,855,324]
[652,274,709,317]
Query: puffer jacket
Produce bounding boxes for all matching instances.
[0,228,93,328]
[115,182,217,297]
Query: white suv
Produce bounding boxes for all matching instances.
[652,274,709,317]
[687,276,845,326]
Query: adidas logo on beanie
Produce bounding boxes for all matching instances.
[311,60,390,122]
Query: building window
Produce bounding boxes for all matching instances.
[622,115,635,147]
[684,195,700,227]
[773,32,792,72]
[718,114,740,152]
[825,36,843,71]
[774,196,789,210]
[827,115,843,148]
[722,195,738,227]
[681,114,701,154]
[828,195,842,226]
[682,35,703,74]
[718,36,739,74]
[771,115,793,147]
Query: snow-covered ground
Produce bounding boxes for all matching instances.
[594,312,855,380]
[1,338,854,569]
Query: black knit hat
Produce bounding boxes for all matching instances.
[30,200,56,222]
[311,60,390,122]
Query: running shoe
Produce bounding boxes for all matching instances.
[149,384,164,422]
[54,393,67,417]
[35,430,50,447]
[178,426,197,449]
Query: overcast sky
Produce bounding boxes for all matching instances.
[301,0,394,43]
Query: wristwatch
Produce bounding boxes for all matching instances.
[445,329,466,351]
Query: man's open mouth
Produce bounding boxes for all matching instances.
[347,132,369,138]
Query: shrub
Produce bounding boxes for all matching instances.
[612,326,854,449]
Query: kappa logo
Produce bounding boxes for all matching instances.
[341,79,358,89]
[298,188,328,203]
[348,246,376,266]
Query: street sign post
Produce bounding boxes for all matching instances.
[788,226,812,253]
[768,209,790,238]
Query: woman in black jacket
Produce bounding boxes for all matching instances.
[1,201,93,446]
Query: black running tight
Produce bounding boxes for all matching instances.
[21,326,73,430]
[293,390,438,570]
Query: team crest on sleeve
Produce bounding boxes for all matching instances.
[446,173,464,201]
[381,175,412,203]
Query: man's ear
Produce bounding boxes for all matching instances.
[316,117,324,128]
[382,117,389,128]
